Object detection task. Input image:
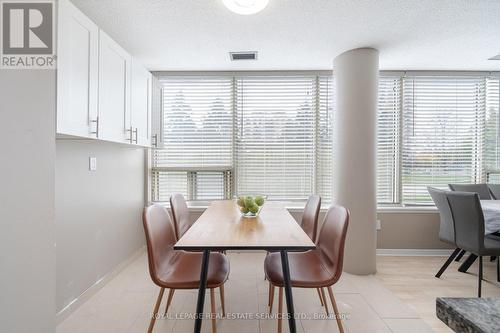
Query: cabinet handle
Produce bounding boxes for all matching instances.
[90,117,99,137]
[133,128,138,144]
[126,126,133,143]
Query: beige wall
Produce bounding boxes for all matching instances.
[56,140,146,313]
[377,211,450,249]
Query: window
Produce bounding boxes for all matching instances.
[234,75,333,201]
[151,76,233,201]
[377,74,500,205]
[402,76,486,205]
[152,72,500,206]
[152,74,333,202]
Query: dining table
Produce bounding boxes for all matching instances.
[174,200,315,333]
[458,200,500,273]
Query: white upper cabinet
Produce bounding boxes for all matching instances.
[57,0,151,147]
[130,60,152,146]
[98,31,131,143]
[57,0,99,137]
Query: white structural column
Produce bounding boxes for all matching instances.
[333,48,379,275]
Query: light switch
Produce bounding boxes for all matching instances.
[89,157,97,171]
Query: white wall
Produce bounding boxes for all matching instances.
[55,140,145,314]
[0,70,56,333]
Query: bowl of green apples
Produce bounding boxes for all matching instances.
[236,195,266,218]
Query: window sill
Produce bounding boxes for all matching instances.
[154,201,439,214]
[377,206,438,214]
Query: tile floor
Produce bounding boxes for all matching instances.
[376,255,500,333]
[57,252,433,333]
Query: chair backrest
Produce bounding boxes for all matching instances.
[301,195,321,243]
[448,184,492,200]
[427,187,455,244]
[446,191,485,253]
[488,184,500,200]
[170,193,192,239]
[316,204,349,284]
[143,204,177,286]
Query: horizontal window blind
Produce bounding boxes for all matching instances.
[316,76,334,201]
[152,74,333,202]
[235,76,318,201]
[152,76,233,201]
[401,76,485,204]
[377,76,401,204]
[485,77,500,182]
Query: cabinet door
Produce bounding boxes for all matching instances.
[150,76,164,148]
[130,61,152,146]
[98,31,131,143]
[57,0,99,137]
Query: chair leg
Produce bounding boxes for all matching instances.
[268,282,272,306]
[163,289,175,315]
[455,249,466,261]
[435,248,461,278]
[478,256,483,298]
[316,287,324,306]
[277,287,283,333]
[219,285,226,317]
[327,286,345,333]
[148,287,165,333]
[320,288,329,315]
[497,257,500,283]
[269,284,275,314]
[210,288,217,333]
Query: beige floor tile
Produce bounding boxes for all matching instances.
[383,318,434,333]
[58,253,432,333]
[376,256,500,333]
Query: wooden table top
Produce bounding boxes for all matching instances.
[174,200,316,251]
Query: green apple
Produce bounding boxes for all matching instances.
[240,206,249,214]
[255,196,265,206]
[249,204,259,214]
[237,197,245,207]
[244,196,255,208]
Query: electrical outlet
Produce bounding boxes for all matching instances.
[376,219,381,230]
[89,157,97,171]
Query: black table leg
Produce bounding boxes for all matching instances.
[458,253,477,273]
[194,249,210,333]
[280,250,296,333]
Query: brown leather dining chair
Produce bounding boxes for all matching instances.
[170,193,194,239]
[265,204,349,333]
[143,204,230,333]
[267,195,325,309]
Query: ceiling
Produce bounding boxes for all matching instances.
[71,0,500,71]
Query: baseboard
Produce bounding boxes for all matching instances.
[376,248,454,256]
[56,246,146,324]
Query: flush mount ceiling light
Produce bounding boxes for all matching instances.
[222,0,269,15]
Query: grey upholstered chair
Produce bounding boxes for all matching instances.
[428,187,462,277]
[448,184,492,200]
[446,191,500,297]
[488,184,500,200]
